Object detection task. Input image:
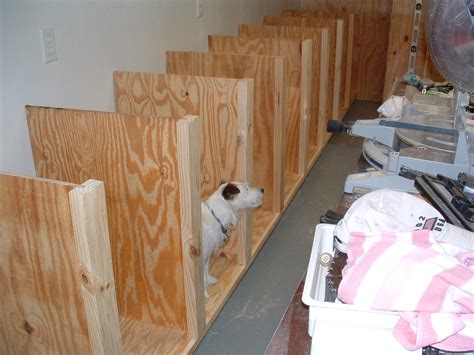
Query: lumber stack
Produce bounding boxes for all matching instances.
[1,7,355,354]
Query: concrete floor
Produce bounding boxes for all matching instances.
[195,101,380,355]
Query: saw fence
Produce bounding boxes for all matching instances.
[2,8,355,354]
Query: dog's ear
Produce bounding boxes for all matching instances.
[222,183,240,200]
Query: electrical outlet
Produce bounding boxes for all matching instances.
[41,28,57,63]
[196,0,203,18]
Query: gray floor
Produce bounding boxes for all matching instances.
[195,101,380,355]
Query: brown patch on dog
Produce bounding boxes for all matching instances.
[222,183,240,200]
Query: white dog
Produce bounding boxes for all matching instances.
[201,181,264,297]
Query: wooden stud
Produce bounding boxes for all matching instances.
[176,115,205,341]
[345,13,355,107]
[318,30,330,152]
[69,179,123,355]
[300,39,312,175]
[333,19,344,119]
[235,79,254,265]
[273,56,287,212]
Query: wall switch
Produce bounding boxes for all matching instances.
[41,28,57,63]
[196,0,203,18]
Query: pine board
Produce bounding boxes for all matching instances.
[26,106,187,331]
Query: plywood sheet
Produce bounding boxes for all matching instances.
[298,1,393,102]
[0,174,90,354]
[238,24,330,159]
[264,16,344,119]
[166,51,287,214]
[208,35,309,178]
[114,72,247,198]
[26,106,187,330]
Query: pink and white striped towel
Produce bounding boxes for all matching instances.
[338,229,474,351]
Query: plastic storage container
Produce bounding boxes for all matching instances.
[302,223,422,355]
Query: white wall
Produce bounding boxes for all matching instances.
[0,0,298,176]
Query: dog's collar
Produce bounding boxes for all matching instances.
[205,203,229,237]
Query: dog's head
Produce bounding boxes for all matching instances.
[219,181,264,212]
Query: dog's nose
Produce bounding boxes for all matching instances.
[260,188,264,193]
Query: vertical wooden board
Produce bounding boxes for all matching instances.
[235,79,254,263]
[207,35,305,176]
[0,173,91,354]
[166,51,286,214]
[26,106,187,330]
[238,25,329,159]
[266,15,347,117]
[114,72,253,265]
[176,116,205,341]
[297,1,393,102]
[345,13,355,106]
[69,180,123,354]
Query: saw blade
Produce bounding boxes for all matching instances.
[324,248,347,303]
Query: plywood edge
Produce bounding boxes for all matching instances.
[236,79,254,266]
[273,57,287,214]
[300,39,313,176]
[344,14,355,108]
[69,180,123,354]
[176,115,205,341]
[318,29,330,152]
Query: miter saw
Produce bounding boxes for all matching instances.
[329,0,474,194]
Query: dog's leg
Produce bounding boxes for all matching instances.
[204,256,218,285]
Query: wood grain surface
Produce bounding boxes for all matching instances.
[176,116,205,342]
[383,0,443,99]
[120,316,192,354]
[281,10,356,108]
[298,1,393,102]
[263,16,343,120]
[114,72,254,266]
[26,106,187,331]
[166,51,287,215]
[238,24,330,164]
[0,173,90,354]
[208,35,310,179]
[69,180,123,354]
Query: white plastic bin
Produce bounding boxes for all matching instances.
[302,223,421,355]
